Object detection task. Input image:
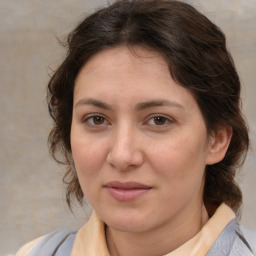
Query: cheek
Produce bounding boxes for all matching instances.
[147,137,207,210]
[148,134,207,185]
[72,143,106,203]
[71,130,107,187]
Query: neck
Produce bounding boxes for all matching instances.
[106,204,209,256]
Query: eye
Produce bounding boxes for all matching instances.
[83,114,109,127]
[146,115,173,127]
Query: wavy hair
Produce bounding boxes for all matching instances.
[47,0,249,214]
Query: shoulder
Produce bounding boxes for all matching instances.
[14,228,76,256]
[207,219,256,256]
[240,225,256,254]
[15,236,44,256]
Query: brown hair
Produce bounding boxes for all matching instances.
[47,0,249,214]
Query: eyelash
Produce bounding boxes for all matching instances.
[83,114,110,127]
[82,114,173,128]
[145,114,173,127]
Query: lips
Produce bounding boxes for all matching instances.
[104,181,152,201]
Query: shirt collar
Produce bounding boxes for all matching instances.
[71,203,235,256]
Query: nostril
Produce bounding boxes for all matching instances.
[106,147,143,171]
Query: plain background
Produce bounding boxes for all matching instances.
[0,0,255,255]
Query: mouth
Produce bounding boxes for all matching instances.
[104,181,152,202]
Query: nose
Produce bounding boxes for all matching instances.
[106,125,144,171]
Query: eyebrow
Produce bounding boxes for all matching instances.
[75,98,112,110]
[75,98,185,110]
[135,99,185,110]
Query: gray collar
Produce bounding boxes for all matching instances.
[207,219,255,256]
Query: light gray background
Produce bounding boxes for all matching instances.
[0,0,255,255]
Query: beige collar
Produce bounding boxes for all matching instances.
[71,203,235,256]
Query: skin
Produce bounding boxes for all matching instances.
[71,46,232,256]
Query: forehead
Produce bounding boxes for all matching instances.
[74,46,199,112]
[76,46,170,82]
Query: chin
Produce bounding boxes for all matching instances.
[109,220,150,233]
[102,209,156,233]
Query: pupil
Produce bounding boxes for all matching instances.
[154,116,165,125]
[93,116,104,124]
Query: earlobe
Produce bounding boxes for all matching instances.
[206,126,233,165]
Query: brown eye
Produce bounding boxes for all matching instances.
[153,116,167,125]
[84,115,109,127]
[146,115,173,128]
[92,116,105,125]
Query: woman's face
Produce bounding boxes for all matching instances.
[71,46,214,233]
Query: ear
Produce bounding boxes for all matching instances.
[206,126,233,165]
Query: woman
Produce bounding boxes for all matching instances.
[14,0,255,255]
